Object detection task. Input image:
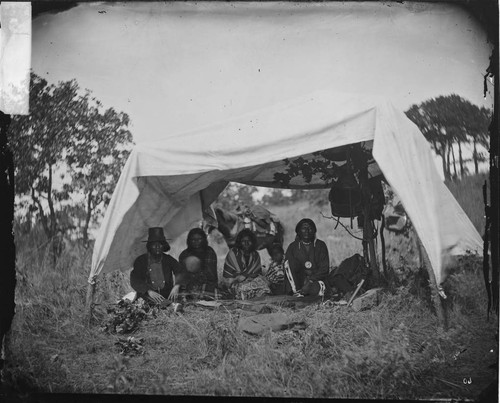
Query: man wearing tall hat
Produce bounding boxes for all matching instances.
[130,227,187,304]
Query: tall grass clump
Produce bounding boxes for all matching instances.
[443,253,489,328]
[178,289,454,399]
[6,226,128,393]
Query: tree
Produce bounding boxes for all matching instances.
[405,95,491,180]
[65,92,133,245]
[261,189,293,206]
[261,188,331,207]
[289,189,330,206]
[9,72,133,246]
[467,105,491,174]
[10,73,78,240]
[215,183,258,211]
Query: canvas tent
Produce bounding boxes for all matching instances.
[89,91,483,290]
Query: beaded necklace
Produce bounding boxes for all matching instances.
[300,240,315,270]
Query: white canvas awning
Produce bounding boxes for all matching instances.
[90,91,483,287]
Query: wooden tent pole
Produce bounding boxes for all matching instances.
[417,235,446,330]
[366,220,378,273]
[85,277,97,326]
[361,235,369,263]
[358,164,379,284]
[380,215,388,279]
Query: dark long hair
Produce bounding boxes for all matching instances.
[234,228,258,252]
[186,227,209,250]
[295,218,317,235]
[295,218,317,242]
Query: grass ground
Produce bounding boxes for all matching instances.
[2,173,498,400]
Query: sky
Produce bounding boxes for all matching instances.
[31,2,493,146]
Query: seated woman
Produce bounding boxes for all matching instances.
[265,243,286,295]
[284,218,330,296]
[130,227,186,305]
[222,228,270,299]
[178,228,218,297]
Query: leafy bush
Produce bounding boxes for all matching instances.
[114,337,145,357]
[101,299,158,334]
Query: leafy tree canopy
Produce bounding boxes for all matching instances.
[215,183,258,211]
[9,72,134,243]
[405,94,491,180]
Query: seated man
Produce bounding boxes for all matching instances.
[130,227,187,305]
[283,218,329,296]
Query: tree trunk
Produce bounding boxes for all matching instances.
[32,187,50,239]
[446,144,452,181]
[458,141,464,177]
[432,140,447,181]
[440,142,450,181]
[83,191,93,247]
[47,164,59,266]
[473,139,479,175]
[451,144,458,179]
[26,210,32,233]
[47,164,57,238]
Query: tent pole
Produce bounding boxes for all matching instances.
[380,215,388,279]
[418,236,446,330]
[85,277,97,326]
[359,165,379,285]
[361,232,368,263]
[364,217,379,285]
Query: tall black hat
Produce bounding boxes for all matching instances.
[142,227,171,243]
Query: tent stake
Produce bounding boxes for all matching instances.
[85,278,96,327]
[347,279,365,307]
